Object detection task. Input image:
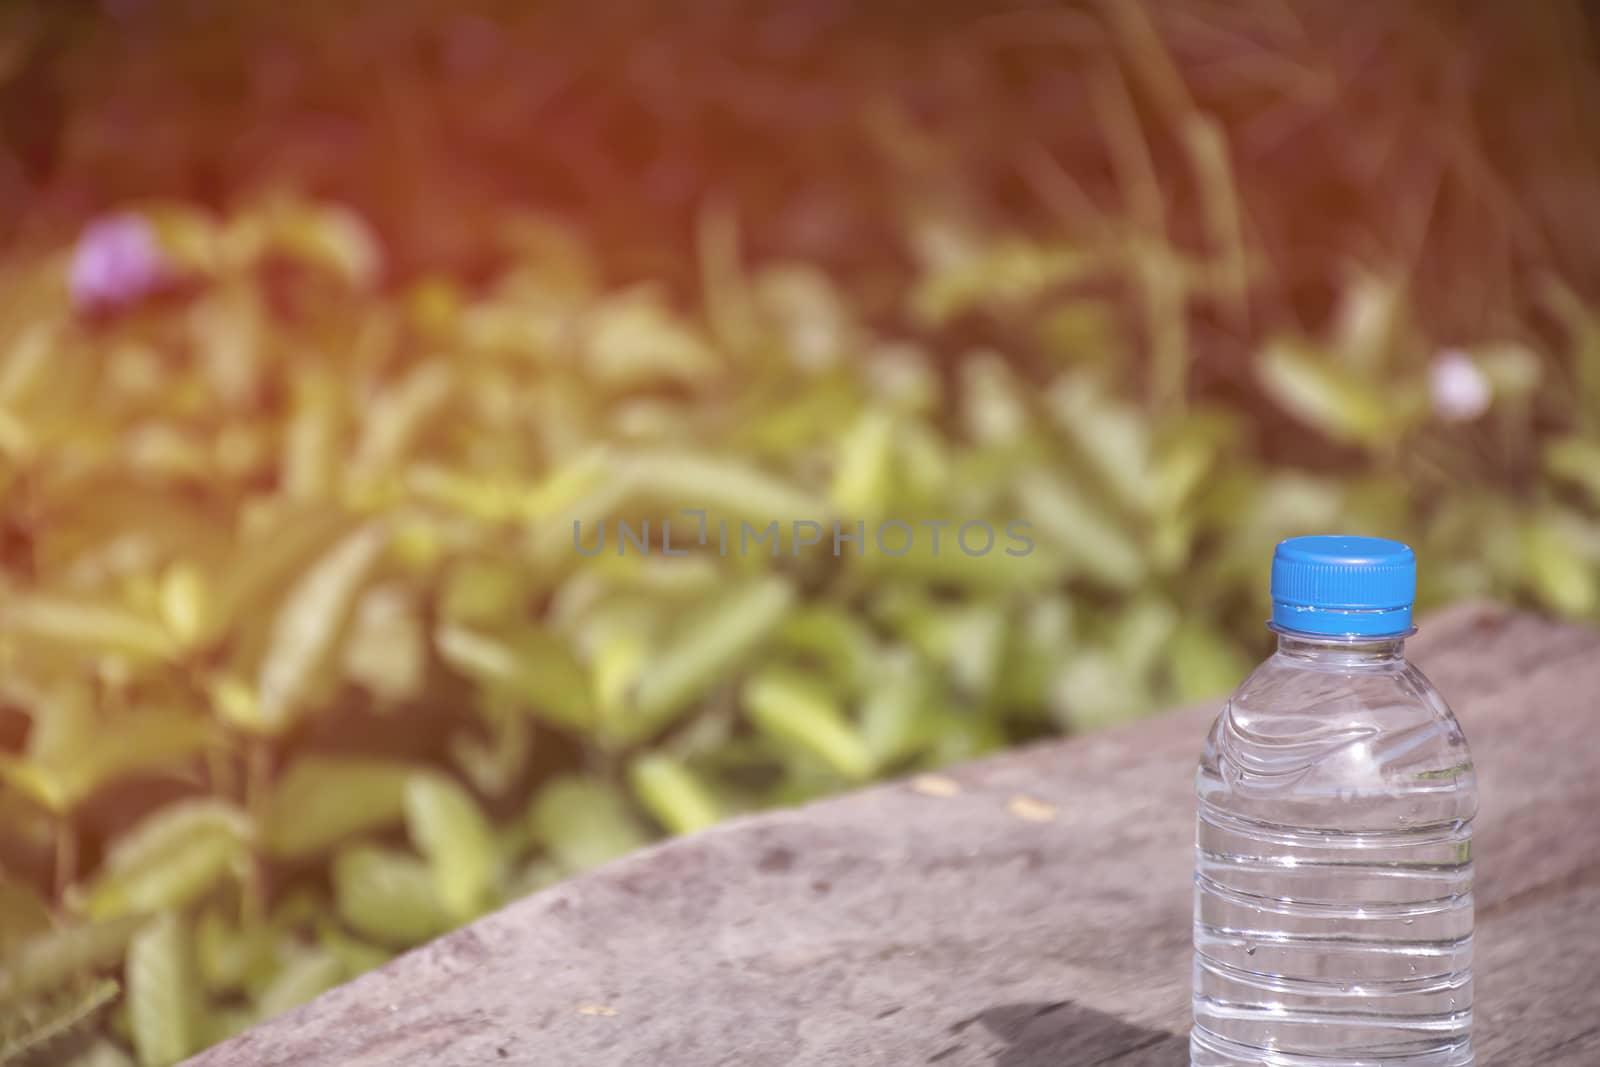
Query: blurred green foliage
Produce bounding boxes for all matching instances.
[1,1,1600,1064]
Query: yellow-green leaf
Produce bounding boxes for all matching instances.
[0,711,216,813]
[829,410,895,518]
[0,595,173,662]
[527,777,650,874]
[254,523,389,734]
[404,775,498,921]
[1017,469,1143,589]
[0,916,145,1004]
[255,948,344,1020]
[436,624,593,731]
[126,912,198,1067]
[626,578,794,742]
[332,846,449,947]
[1256,339,1409,445]
[628,755,721,835]
[265,756,419,860]
[75,801,251,919]
[744,668,873,781]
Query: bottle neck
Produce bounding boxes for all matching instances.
[1273,631,1406,667]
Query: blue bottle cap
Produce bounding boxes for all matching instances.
[1270,535,1416,638]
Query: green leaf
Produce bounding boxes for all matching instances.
[1475,342,1542,398]
[1169,622,1252,703]
[961,356,1027,447]
[59,1036,137,1067]
[332,846,449,947]
[262,201,382,287]
[829,410,895,518]
[157,562,212,648]
[858,653,929,765]
[196,1007,257,1051]
[0,916,145,1005]
[125,912,198,1067]
[75,801,252,919]
[774,607,878,694]
[1109,597,1178,682]
[341,583,426,704]
[314,921,392,979]
[0,711,216,813]
[404,775,498,922]
[619,452,825,523]
[265,756,419,860]
[0,879,53,953]
[997,597,1074,711]
[255,948,344,1020]
[436,624,594,731]
[1016,469,1144,589]
[349,363,454,484]
[1331,275,1405,371]
[625,577,795,742]
[1546,436,1600,506]
[582,289,718,387]
[195,908,268,994]
[743,668,873,781]
[628,755,721,835]
[209,506,348,638]
[1256,339,1412,445]
[527,777,650,874]
[254,522,389,734]
[1055,649,1150,731]
[1046,376,1153,513]
[1521,515,1598,617]
[449,696,531,797]
[0,595,174,662]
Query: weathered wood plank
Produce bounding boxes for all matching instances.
[185,604,1600,1066]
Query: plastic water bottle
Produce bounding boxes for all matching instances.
[1191,536,1476,1066]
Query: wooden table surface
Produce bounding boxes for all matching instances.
[186,603,1600,1066]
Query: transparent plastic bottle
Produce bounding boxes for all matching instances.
[1191,536,1476,1067]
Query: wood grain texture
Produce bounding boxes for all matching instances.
[184,604,1600,1066]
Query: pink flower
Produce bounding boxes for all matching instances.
[1429,350,1491,422]
[69,214,168,311]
